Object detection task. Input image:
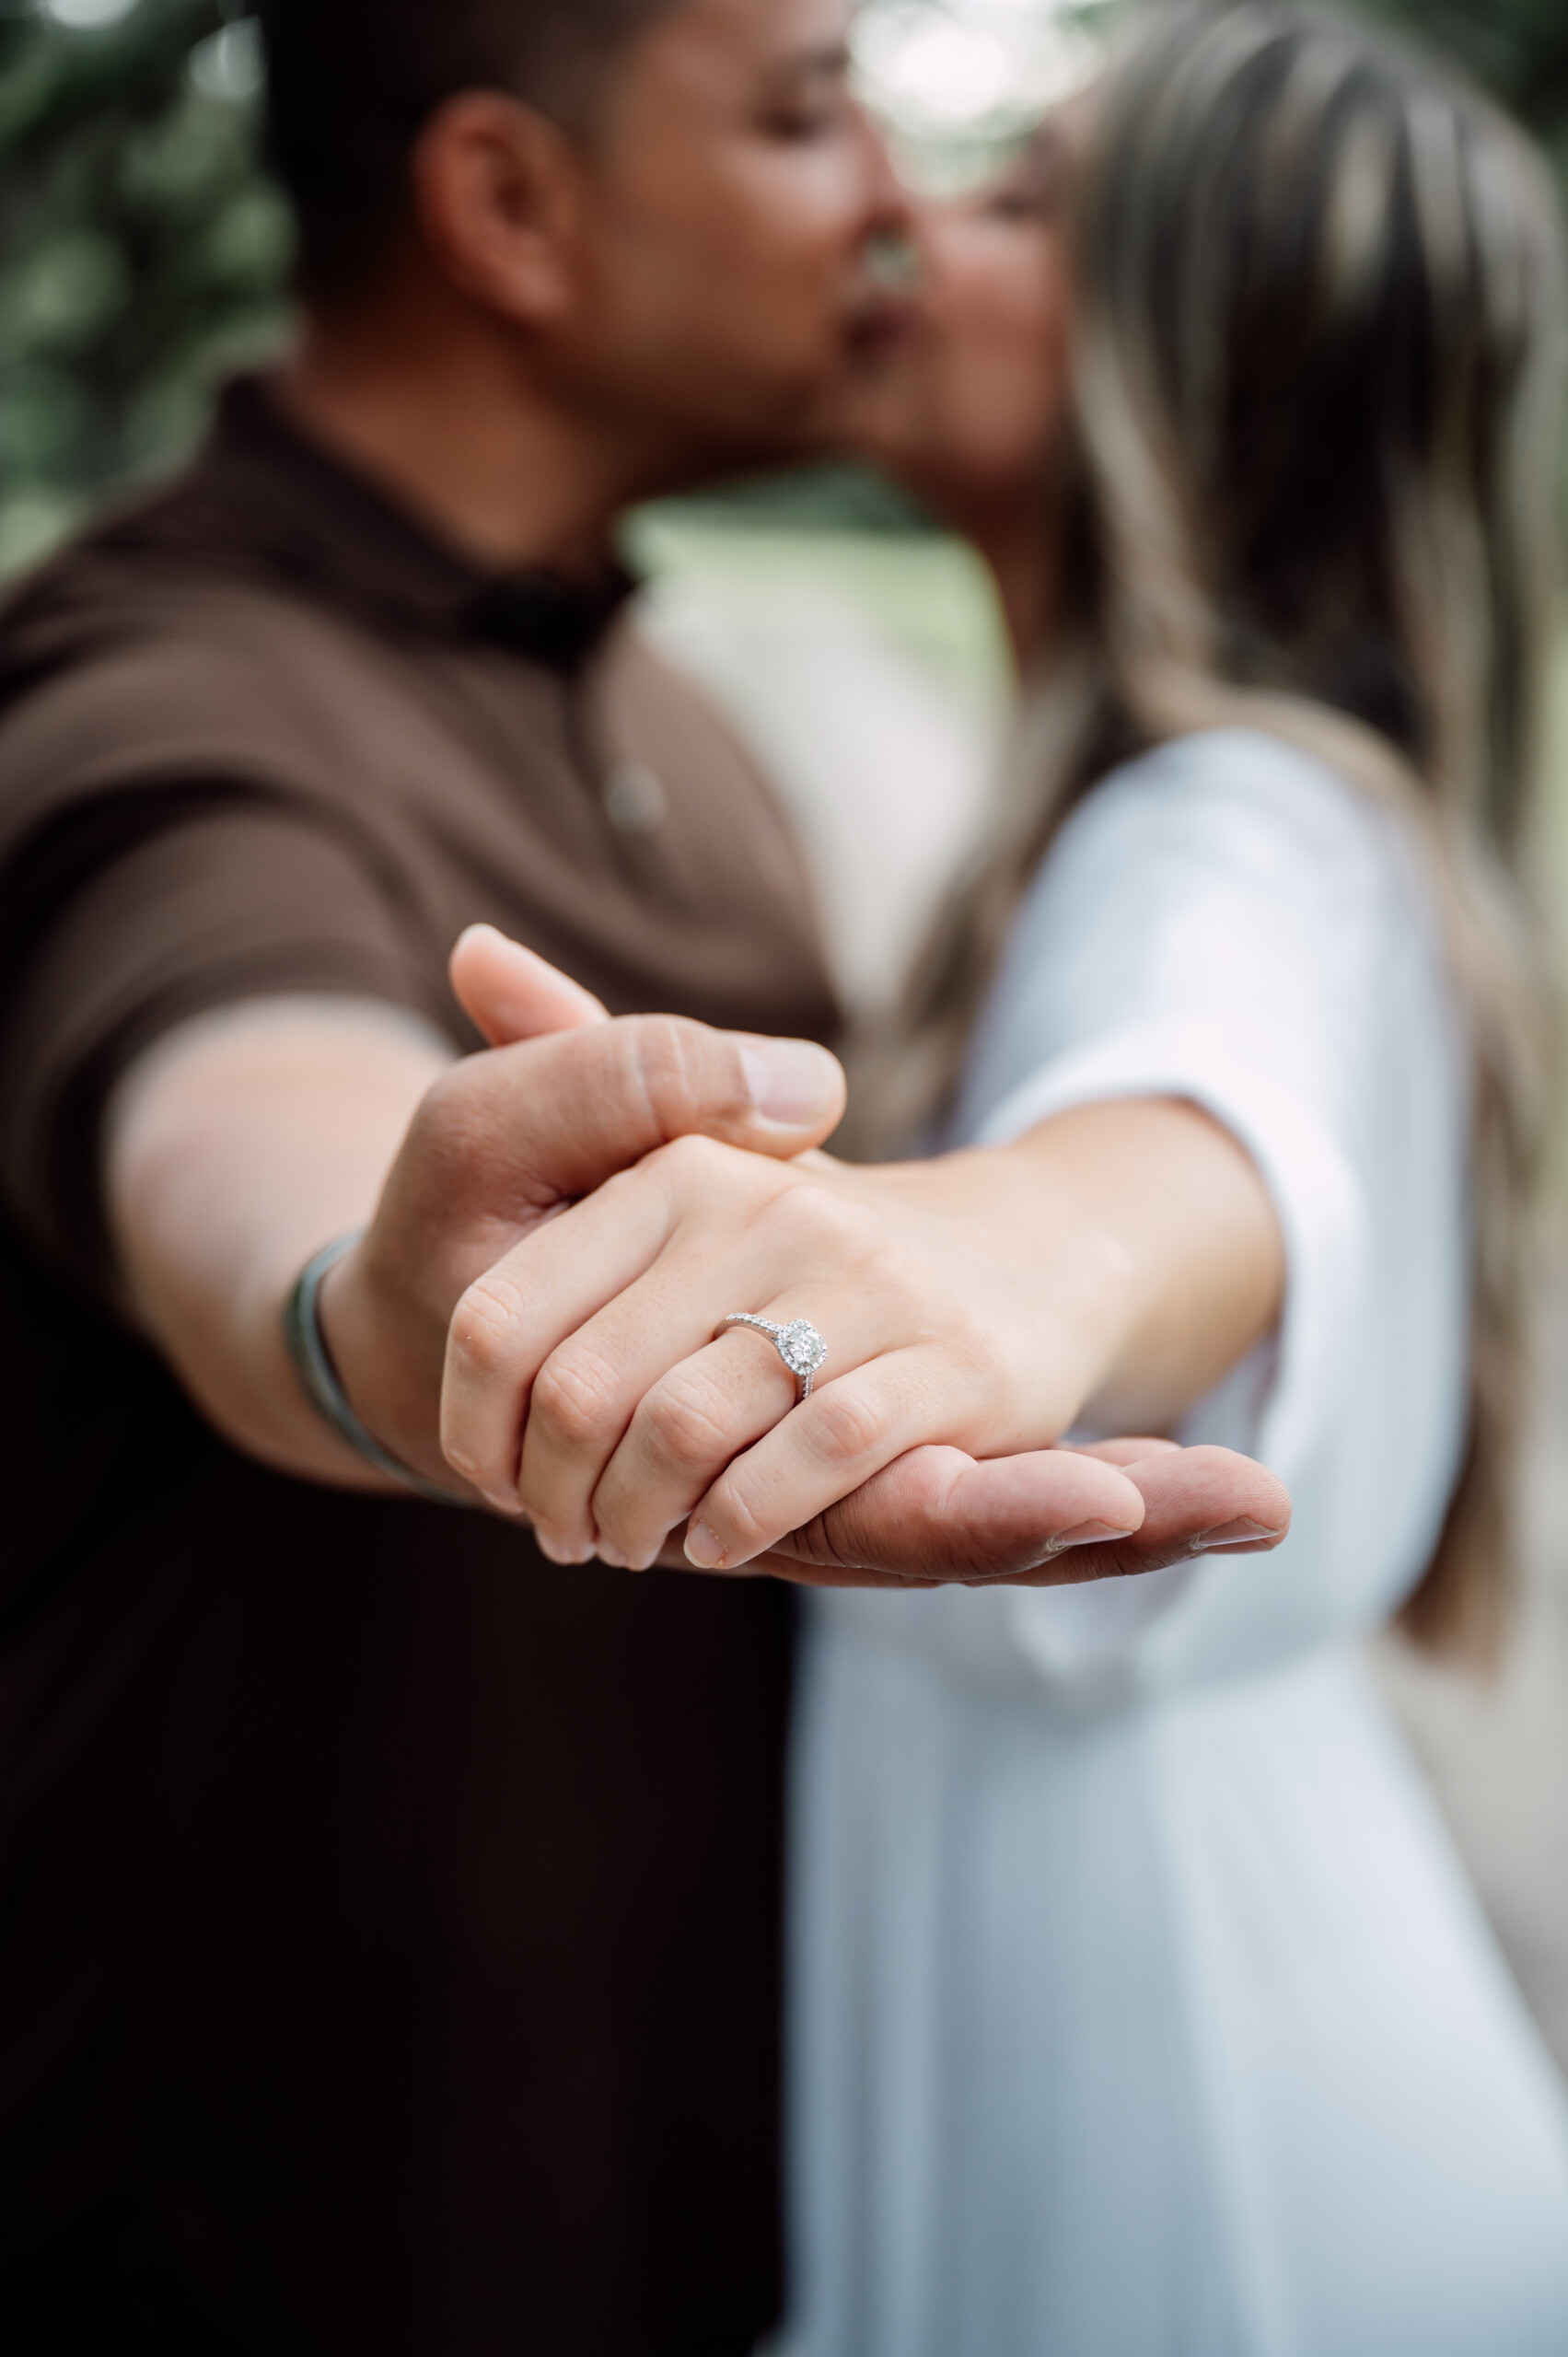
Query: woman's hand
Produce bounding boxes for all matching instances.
[439,1092,1283,1573]
[443,1134,1114,1567]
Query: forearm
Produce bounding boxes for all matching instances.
[107,1000,455,1486]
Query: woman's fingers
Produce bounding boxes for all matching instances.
[580,1329,799,1569]
[440,1163,678,1510]
[528,1284,892,1568]
[681,1347,1007,1573]
[518,1273,790,1562]
[587,1307,859,1568]
[515,1166,926,1562]
[444,1132,788,1512]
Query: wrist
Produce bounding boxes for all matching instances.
[302,1239,472,1505]
[935,1142,1144,1434]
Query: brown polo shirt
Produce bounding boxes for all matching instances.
[0,380,838,2357]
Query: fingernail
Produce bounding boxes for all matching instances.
[739,1039,842,1126]
[597,1543,629,1570]
[1193,1517,1284,1550]
[535,1527,593,1564]
[685,1520,727,1570]
[1051,1519,1139,1551]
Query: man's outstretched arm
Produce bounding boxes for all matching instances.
[108,929,1288,1578]
[107,968,848,1500]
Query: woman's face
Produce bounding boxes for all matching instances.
[830,122,1074,528]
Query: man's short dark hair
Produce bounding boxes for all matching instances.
[257,0,679,302]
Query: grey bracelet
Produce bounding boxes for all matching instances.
[283,1233,470,1508]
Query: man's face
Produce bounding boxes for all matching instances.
[556,0,912,478]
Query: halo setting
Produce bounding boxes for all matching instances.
[716,1313,829,1402]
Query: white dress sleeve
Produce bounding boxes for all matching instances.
[824,727,1471,1705]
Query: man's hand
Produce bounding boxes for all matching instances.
[111,925,1290,1581]
[749,1440,1289,1586]
[108,927,846,1496]
[327,980,847,1492]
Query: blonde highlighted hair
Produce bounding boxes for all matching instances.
[865,1,1568,1657]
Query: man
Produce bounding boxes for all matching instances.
[0,2,1285,2349]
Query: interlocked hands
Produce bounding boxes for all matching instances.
[415,927,1288,1587]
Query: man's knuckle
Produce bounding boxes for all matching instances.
[629,1015,748,1137]
[412,1062,467,1134]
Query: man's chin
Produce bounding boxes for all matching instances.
[628,434,830,502]
[626,399,870,497]
[612,322,927,501]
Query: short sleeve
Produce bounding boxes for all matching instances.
[0,666,459,1292]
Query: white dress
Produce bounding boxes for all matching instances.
[785,730,1568,2357]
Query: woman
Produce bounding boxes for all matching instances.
[443,5,1568,2347]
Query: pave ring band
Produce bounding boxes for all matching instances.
[717,1313,828,1403]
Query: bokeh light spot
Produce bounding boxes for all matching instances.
[40,0,141,29]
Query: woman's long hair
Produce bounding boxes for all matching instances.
[866,1,1568,1658]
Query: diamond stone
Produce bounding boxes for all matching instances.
[777,1319,827,1378]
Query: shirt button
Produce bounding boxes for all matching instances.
[602,761,669,833]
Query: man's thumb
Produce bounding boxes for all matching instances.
[506,1016,846,1200]
[449,932,846,1151]
[450,923,610,1046]
[421,1006,847,1235]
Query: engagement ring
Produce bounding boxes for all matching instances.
[717,1313,828,1403]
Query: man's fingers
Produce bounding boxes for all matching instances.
[756,1445,1148,1585]
[1070,1436,1182,1467]
[446,924,846,1193]
[412,1015,846,1248]
[449,923,610,1045]
[749,1442,1288,1588]
[1050,1445,1291,1583]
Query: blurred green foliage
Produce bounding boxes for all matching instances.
[0,0,1563,574]
[0,0,289,572]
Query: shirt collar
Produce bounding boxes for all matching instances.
[182,376,637,671]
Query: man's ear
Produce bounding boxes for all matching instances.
[412,91,587,328]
